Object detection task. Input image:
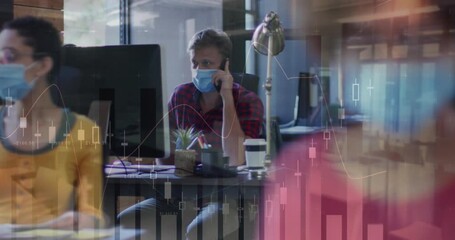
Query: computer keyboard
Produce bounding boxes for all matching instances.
[104,164,174,175]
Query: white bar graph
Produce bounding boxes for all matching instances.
[326,215,342,240]
[49,126,56,144]
[367,224,383,240]
[161,214,177,239]
[20,117,27,128]
[164,181,171,200]
[280,186,287,205]
[264,184,281,240]
[347,178,363,240]
[92,125,100,144]
[306,169,322,240]
[78,129,85,141]
[352,82,360,101]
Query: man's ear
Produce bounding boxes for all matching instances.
[36,56,53,77]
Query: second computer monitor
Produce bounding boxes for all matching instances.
[55,44,170,160]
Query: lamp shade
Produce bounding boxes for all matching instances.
[252,11,285,56]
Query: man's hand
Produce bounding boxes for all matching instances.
[212,59,234,100]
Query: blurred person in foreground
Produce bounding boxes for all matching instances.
[261,95,455,240]
[0,16,105,230]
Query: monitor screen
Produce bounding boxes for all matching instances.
[55,44,170,159]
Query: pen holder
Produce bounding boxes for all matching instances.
[200,149,226,173]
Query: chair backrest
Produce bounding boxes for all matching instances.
[296,72,312,125]
[232,72,260,94]
[260,116,283,159]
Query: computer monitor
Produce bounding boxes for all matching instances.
[54,44,170,160]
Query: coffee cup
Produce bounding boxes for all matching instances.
[243,139,266,170]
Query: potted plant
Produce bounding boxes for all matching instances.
[172,126,199,177]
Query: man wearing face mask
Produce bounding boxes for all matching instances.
[118,29,264,239]
[0,17,105,230]
[166,28,264,166]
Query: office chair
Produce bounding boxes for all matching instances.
[232,72,260,94]
[260,116,283,160]
[278,72,324,142]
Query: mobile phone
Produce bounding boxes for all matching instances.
[214,58,227,92]
[219,58,227,71]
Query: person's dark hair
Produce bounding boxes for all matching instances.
[3,16,61,84]
[187,28,232,59]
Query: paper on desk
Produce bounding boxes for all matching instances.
[7,229,73,239]
[237,165,248,172]
[104,166,137,175]
[104,164,174,175]
[0,224,13,237]
[69,228,115,239]
[0,226,118,239]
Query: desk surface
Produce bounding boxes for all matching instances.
[103,165,268,240]
[280,125,323,135]
[105,165,265,187]
[0,227,139,240]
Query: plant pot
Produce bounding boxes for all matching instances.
[174,149,196,177]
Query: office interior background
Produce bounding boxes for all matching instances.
[57,0,454,147]
[1,0,455,239]
[2,0,453,148]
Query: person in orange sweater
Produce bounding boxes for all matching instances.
[0,16,105,230]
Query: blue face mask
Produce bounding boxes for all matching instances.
[192,69,217,93]
[0,64,38,101]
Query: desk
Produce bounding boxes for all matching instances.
[280,125,322,142]
[104,166,265,240]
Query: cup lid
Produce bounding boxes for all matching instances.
[243,138,266,145]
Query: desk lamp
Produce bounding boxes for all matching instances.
[252,11,285,167]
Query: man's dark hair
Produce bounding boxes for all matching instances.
[187,28,232,59]
[3,16,61,84]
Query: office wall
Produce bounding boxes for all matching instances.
[63,0,119,46]
[255,0,340,125]
[129,1,222,101]
[14,0,63,33]
[64,0,221,102]
[63,0,315,125]
[0,0,13,27]
[256,0,306,124]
